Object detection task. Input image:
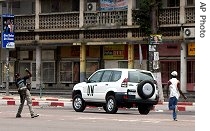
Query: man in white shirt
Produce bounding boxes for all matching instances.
[166,71,187,121]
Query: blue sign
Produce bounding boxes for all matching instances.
[100,0,128,11]
[1,14,15,48]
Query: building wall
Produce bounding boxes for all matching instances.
[0,0,195,91]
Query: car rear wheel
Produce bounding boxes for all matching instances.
[72,94,86,112]
[137,105,151,115]
[105,96,118,114]
[137,80,155,99]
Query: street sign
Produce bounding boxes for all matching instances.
[1,14,15,48]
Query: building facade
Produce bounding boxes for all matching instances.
[0,0,195,92]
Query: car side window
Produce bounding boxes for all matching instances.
[101,70,112,82]
[89,71,104,83]
[110,71,121,82]
[128,71,154,83]
[139,72,154,81]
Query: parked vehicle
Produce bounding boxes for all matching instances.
[72,68,159,114]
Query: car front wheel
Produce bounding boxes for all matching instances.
[72,94,86,112]
[105,96,118,114]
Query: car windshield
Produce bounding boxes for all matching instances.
[128,71,154,83]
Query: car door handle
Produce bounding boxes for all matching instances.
[105,84,108,86]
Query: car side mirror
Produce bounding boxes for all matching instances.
[85,78,90,83]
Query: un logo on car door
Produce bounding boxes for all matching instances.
[87,85,94,96]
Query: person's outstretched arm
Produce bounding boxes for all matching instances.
[25,68,32,78]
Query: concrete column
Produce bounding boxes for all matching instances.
[180,42,187,93]
[127,0,134,26]
[36,46,41,89]
[79,0,85,82]
[35,0,40,30]
[128,44,134,69]
[179,0,186,24]
[180,0,187,93]
[80,44,86,82]
[35,0,40,41]
[35,0,41,89]
[79,0,84,27]
[127,1,135,69]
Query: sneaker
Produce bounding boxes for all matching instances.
[31,114,39,118]
[16,114,21,118]
[174,118,178,121]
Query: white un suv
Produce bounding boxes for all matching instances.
[72,68,159,115]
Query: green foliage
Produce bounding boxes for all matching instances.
[133,0,162,35]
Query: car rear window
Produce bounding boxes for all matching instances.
[128,71,154,83]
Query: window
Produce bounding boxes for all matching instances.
[42,62,55,83]
[186,0,195,6]
[101,71,112,82]
[41,0,77,13]
[110,71,121,82]
[32,63,36,81]
[2,1,20,8]
[167,0,180,7]
[60,62,72,83]
[187,61,195,83]
[86,62,99,78]
[89,71,103,83]
[128,71,154,83]
[160,61,180,84]
[118,61,128,68]
[2,62,14,82]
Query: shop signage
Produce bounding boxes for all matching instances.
[188,43,195,56]
[103,45,125,59]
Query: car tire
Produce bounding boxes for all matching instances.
[105,96,118,114]
[137,105,151,115]
[137,80,155,99]
[72,94,86,112]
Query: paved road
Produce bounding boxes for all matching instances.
[0,105,195,131]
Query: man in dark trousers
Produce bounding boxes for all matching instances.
[15,68,39,118]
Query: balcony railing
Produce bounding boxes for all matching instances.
[0,7,194,42]
[84,10,127,27]
[39,12,79,29]
[158,7,195,25]
[0,8,195,31]
[14,14,35,31]
[185,7,195,24]
[159,7,180,25]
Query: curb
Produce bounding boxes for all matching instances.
[0,96,195,112]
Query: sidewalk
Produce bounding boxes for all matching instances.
[0,93,195,112]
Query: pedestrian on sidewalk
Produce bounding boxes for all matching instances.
[14,68,39,118]
[166,71,187,121]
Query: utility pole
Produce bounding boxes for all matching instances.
[149,0,164,102]
[4,1,13,96]
[5,0,10,96]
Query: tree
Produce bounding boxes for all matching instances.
[133,0,162,35]
[134,0,164,102]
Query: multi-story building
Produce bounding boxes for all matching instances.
[0,0,194,92]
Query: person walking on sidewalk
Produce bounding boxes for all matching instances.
[15,68,39,118]
[166,71,187,121]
